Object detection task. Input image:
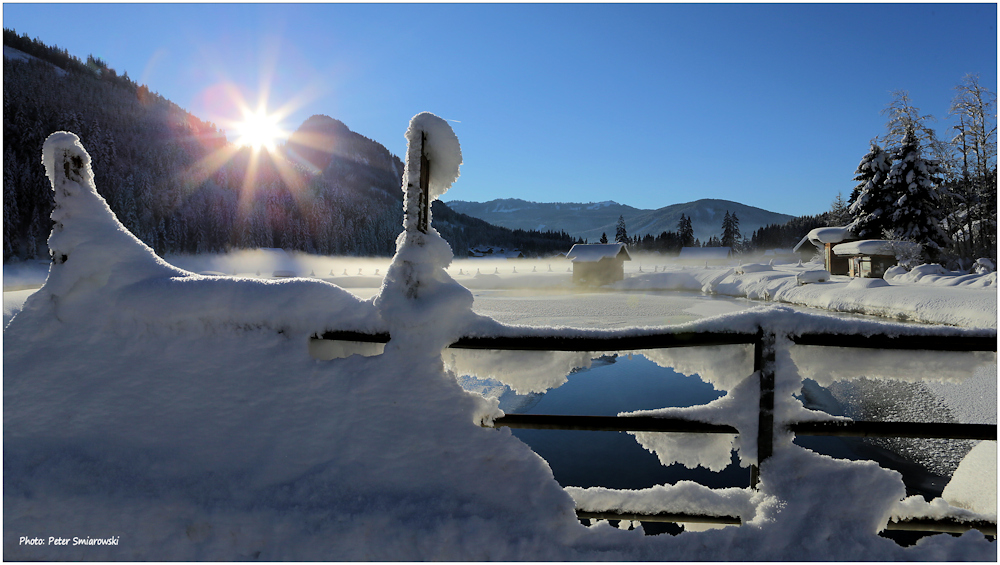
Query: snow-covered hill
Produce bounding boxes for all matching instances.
[446,198,794,242]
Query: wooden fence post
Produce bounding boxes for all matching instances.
[418,132,430,234]
[751,327,776,489]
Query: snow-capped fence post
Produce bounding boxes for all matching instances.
[374,113,473,349]
[750,327,776,489]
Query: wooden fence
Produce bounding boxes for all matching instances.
[314,322,997,537]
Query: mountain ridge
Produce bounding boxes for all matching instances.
[446,197,795,243]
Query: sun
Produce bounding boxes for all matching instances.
[235,108,283,151]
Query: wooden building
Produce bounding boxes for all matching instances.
[566,243,631,286]
[832,240,916,278]
[792,227,855,275]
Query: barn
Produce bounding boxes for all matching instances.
[566,243,631,286]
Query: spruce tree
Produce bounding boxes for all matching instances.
[883,126,950,258]
[721,211,741,249]
[829,192,851,226]
[599,232,608,244]
[848,142,894,238]
[615,215,628,244]
[677,214,694,247]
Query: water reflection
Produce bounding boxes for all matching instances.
[443,349,598,395]
[453,351,752,490]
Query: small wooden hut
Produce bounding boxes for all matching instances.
[566,243,631,286]
[793,227,855,275]
[832,240,917,278]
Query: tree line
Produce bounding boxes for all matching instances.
[598,212,749,254]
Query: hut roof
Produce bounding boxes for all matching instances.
[833,239,919,257]
[566,243,631,263]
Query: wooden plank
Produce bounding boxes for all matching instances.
[792,332,997,352]
[314,331,391,343]
[450,332,758,351]
[312,331,758,351]
[576,510,741,525]
[418,131,430,233]
[752,329,776,489]
[790,420,996,440]
[491,414,738,434]
[885,518,996,537]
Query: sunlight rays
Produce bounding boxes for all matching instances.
[234,107,283,151]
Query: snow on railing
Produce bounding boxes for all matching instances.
[312,311,997,537]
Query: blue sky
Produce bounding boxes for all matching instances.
[3,3,996,216]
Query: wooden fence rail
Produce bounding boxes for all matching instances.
[312,322,997,537]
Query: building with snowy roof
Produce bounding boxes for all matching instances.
[793,226,856,275]
[832,239,917,279]
[566,243,631,286]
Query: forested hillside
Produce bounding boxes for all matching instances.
[3,30,575,261]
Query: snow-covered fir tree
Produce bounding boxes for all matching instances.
[721,211,740,249]
[848,142,894,238]
[615,215,628,244]
[883,126,951,258]
[849,142,891,210]
[828,192,851,226]
[677,214,694,247]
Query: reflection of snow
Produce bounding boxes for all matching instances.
[826,378,974,476]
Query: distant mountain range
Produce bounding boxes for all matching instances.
[446,198,795,243]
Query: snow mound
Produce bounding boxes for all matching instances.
[796,269,829,285]
[974,258,995,274]
[37,132,185,306]
[943,441,997,517]
[19,132,380,338]
[848,277,890,289]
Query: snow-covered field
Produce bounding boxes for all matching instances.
[4,127,997,560]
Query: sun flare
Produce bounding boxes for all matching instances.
[235,108,283,151]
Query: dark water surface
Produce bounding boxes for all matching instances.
[475,353,951,498]
[501,354,751,490]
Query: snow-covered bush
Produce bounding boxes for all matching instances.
[881,228,924,268]
[883,265,908,281]
[974,258,995,274]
